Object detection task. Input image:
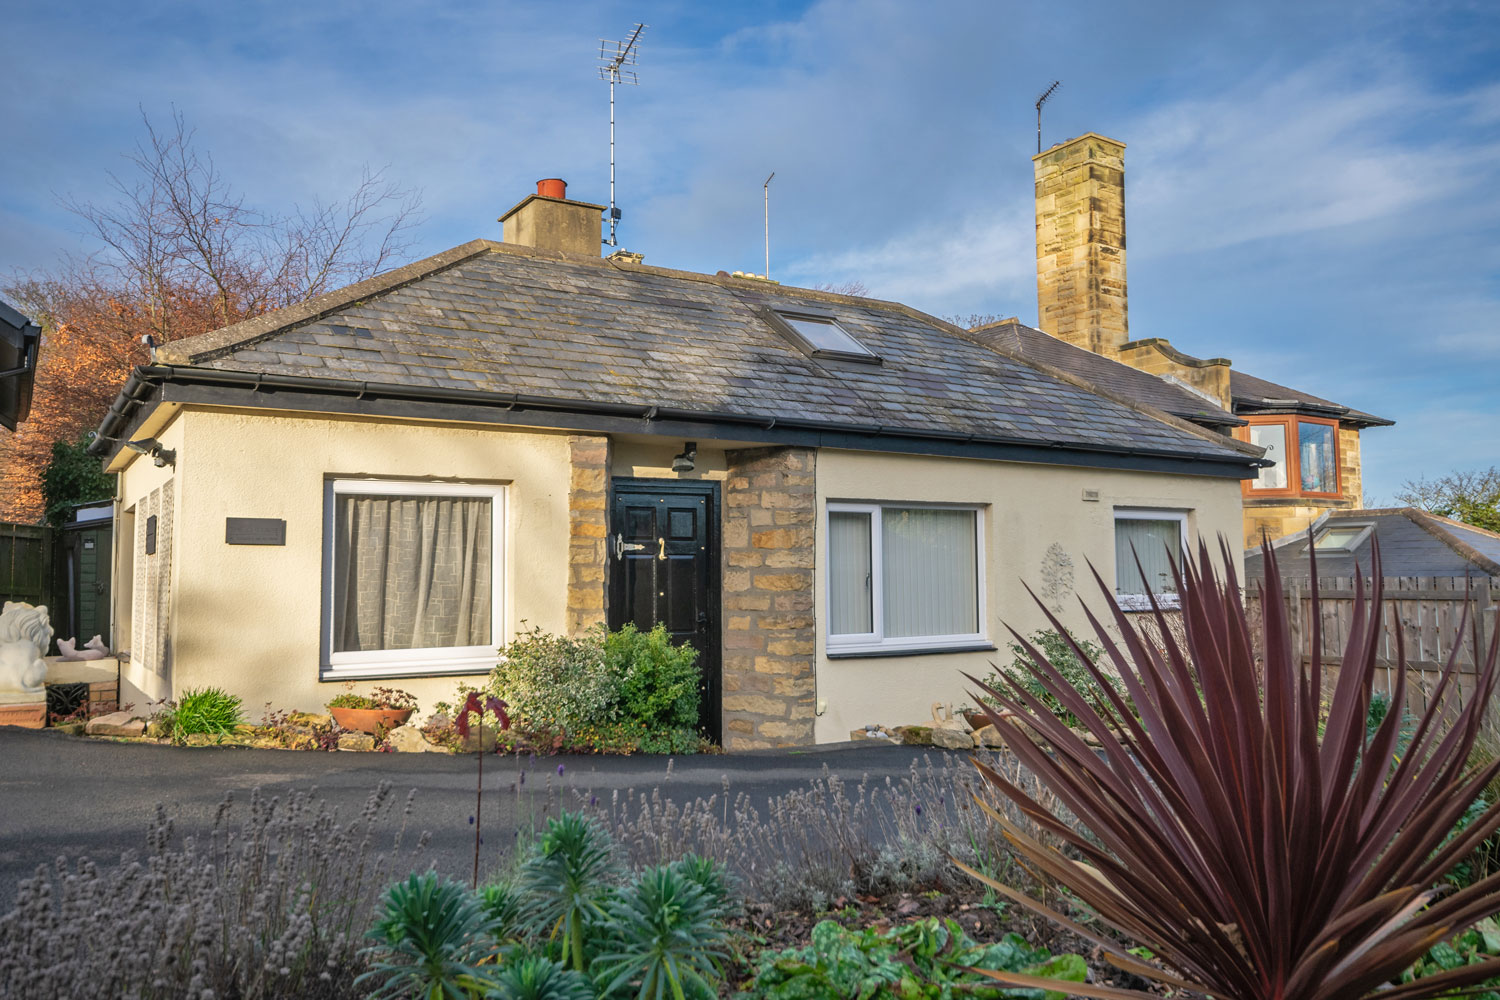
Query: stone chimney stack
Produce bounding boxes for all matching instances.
[1033,134,1128,356]
[499,179,606,257]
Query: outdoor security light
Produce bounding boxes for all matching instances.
[125,437,176,468]
[671,441,697,473]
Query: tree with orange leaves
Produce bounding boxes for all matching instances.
[0,110,420,523]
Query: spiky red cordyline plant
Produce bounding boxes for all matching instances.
[958,538,1500,1000]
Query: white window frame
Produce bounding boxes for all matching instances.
[1113,508,1188,611]
[322,479,506,680]
[825,501,987,656]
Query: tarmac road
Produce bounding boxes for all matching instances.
[0,726,962,906]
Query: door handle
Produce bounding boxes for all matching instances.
[613,533,647,559]
[657,537,666,561]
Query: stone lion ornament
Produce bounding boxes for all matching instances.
[0,602,53,705]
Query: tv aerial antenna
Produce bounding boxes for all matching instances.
[1035,80,1061,154]
[598,23,646,247]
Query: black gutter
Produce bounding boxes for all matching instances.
[92,365,1268,478]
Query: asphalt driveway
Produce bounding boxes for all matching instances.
[0,727,960,906]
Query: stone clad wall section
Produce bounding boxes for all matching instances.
[721,446,817,749]
[567,435,611,635]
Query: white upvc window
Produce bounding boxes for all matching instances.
[322,479,506,679]
[825,502,986,655]
[1114,508,1188,611]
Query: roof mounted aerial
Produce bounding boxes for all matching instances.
[598,22,646,248]
[1035,80,1061,154]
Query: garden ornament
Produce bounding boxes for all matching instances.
[58,635,110,660]
[0,602,52,705]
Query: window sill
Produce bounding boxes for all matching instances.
[321,659,496,682]
[1115,594,1182,612]
[826,641,997,660]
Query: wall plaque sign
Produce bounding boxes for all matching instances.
[225,517,286,546]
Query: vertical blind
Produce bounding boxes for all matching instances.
[882,508,978,637]
[827,511,873,634]
[333,494,492,652]
[829,506,979,640]
[1115,517,1182,597]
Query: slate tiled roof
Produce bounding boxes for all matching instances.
[966,319,1243,428]
[155,240,1260,466]
[1230,370,1393,427]
[1244,508,1500,578]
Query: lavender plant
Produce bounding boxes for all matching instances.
[579,754,1051,911]
[0,782,428,1000]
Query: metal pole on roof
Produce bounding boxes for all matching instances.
[764,172,775,279]
[599,23,645,248]
[1035,80,1060,155]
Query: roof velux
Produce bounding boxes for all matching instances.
[767,310,880,364]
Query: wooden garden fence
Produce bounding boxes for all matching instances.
[1250,575,1500,719]
[0,521,55,609]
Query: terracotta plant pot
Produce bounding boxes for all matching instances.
[329,706,413,735]
[963,711,994,732]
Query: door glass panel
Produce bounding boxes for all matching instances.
[1249,424,1288,490]
[828,511,873,635]
[1299,422,1337,493]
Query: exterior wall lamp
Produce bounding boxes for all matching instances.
[125,437,176,468]
[671,441,697,473]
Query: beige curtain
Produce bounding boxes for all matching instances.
[334,495,492,652]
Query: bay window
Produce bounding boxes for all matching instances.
[826,503,986,655]
[322,479,505,678]
[1242,416,1341,498]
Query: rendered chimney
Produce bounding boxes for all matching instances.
[499,179,607,257]
[1033,134,1129,356]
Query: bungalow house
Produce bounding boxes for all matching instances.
[89,177,1264,748]
[974,134,1393,552]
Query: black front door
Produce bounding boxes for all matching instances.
[608,479,721,743]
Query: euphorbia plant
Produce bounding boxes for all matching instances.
[960,539,1500,1000]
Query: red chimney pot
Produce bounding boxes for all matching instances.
[536,178,567,199]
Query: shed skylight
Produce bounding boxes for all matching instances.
[1311,523,1373,552]
[775,312,877,361]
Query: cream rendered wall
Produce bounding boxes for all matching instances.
[119,407,573,715]
[812,450,1245,743]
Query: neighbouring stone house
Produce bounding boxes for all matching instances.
[89,178,1265,749]
[981,133,1393,552]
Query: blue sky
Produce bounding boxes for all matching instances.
[2,0,1496,503]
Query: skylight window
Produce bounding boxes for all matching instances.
[1311,523,1373,552]
[768,311,879,363]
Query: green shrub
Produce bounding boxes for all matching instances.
[1402,918,1500,1000]
[489,954,596,1000]
[593,863,728,1000]
[983,629,1119,729]
[360,871,501,998]
[171,686,244,737]
[518,812,620,972]
[490,624,702,742]
[604,624,699,732]
[745,917,1085,1000]
[492,626,617,731]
